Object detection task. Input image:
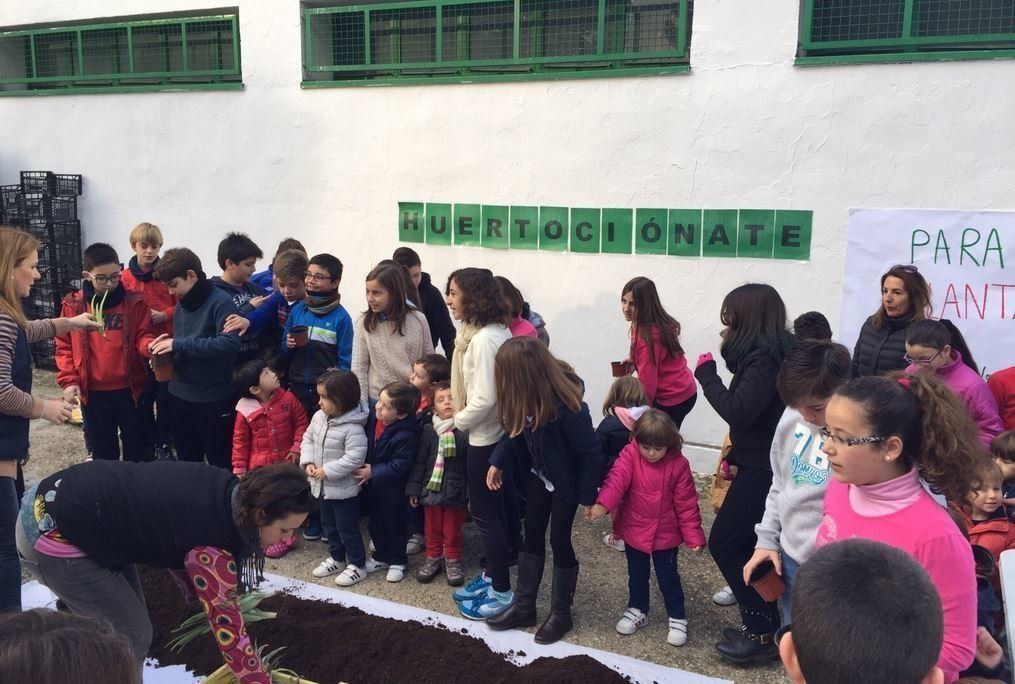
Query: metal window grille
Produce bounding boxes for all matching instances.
[801,0,1015,57]
[303,0,690,84]
[0,12,242,94]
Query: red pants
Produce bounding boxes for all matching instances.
[424,505,467,560]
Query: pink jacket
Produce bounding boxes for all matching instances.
[596,440,705,554]
[906,350,1003,448]
[632,325,696,407]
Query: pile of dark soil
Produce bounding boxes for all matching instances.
[142,567,628,684]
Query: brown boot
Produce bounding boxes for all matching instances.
[534,564,578,644]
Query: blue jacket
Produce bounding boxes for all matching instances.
[366,412,420,489]
[244,291,297,335]
[171,283,241,403]
[281,301,353,388]
[251,267,274,293]
[491,398,602,506]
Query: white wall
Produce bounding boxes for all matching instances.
[4,1,1015,469]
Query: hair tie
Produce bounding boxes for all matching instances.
[628,405,650,421]
[898,377,911,390]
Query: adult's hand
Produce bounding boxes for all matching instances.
[486,465,502,491]
[742,547,781,585]
[67,312,102,331]
[41,399,74,425]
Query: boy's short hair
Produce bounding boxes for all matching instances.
[217,232,263,270]
[392,246,421,269]
[274,238,306,259]
[128,222,163,248]
[777,340,851,407]
[415,353,451,385]
[153,248,203,283]
[82,243,120,271]
[317,370,360,416]
[309,253,343,282]
[233,358,268,399]
[631,408,682,451]
[380,381,421,417]
[991,430,1015,463]
[273,250,309,282]
[791,539,942,684]
[793,311,833,341]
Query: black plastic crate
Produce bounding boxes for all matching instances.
[20,193,77,221]
[38,240,83,293]
[23,219,50,241]
[3,217,30,231]
[20,171,55,194]
[0,185,22,217]
[26,282,61,317]
[48,220,81,243]
[30,338,57,371]
[53,174,83,197]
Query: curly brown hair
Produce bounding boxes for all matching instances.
[447,268,507,327]
[234,463,312,528]
[834,372,989,505]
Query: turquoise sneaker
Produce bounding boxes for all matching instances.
[458,587,514,621]
[453,573,491,603]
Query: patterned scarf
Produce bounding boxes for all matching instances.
[426,416,456,492]
[306,289,342,316]
[451,322,480,412]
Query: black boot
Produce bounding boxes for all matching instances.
[534,564,578,644]
[714,629,778,664]
[487,552,543,631]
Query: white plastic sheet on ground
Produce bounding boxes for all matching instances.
[23,573,730,684]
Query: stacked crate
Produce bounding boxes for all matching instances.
[0,171,84,370]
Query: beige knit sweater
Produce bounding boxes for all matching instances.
[351,309,434,404]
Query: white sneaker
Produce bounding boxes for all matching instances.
[386,564,406,582]
[312,556,344,578]
[336,564,366,587]
[616,607,648,635]
[365,557,389,574]
[712,585,737,606]
[406,533,425,555]
[667,618,688,646]
[602,533,625,552]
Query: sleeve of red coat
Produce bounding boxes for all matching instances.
[289,396,309,453]
[132,297,156,358]
[597,443,635,513]
[672,455,706,548]
[232,413,252,475]
[54,297,80,389]
[633,335,659,405]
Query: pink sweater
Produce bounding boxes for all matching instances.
[508,316,538,338]
[816,471,976,682]
[631,325,696,407]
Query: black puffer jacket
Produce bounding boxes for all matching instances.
[694,348,785,471]
[405,424,469,508]
[851,313,913,378]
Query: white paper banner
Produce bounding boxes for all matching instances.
[840,209,1014,377]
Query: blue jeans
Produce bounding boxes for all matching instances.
[625,546,686,619]
[320,497,366,568]
[779,552,801,624]
[0,476,19,611]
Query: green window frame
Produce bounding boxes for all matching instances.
[302,0,692,87]
[0,10,242,95]
[797,0,1015,65]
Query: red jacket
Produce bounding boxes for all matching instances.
[965,508,1015,565]
[121,265,176,337]
[55,289,156,405]
[987,366,1015,431]
[596,440,706,554]
[232,390,309,475]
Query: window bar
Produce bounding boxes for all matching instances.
[514,0,522,59]
[304,10,313,71]
[457,11,468,62]
[127,25,135,74]
[181,22,189,73]
[162,26,170,74]
[435,3,443,64]
[532,6,544,69]
[596,0,606,55]
[392,16,402,66]
[76,30,83,78]
[29,33,37,79]
[676,0,686,56]
[364,11,372,65]
[901,0,915,47]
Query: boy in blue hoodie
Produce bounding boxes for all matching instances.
[210,232,267,366]
[355,381,421,583]
[151,248,241,469]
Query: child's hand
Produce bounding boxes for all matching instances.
[151,310,168,325]
[249,295,270,309]
[313,468,326,481]
[285,334,296,350]
[223,314,251,336]
[286,451,299,464]
[304,464,316,478]
[688,546,704,554]
[149,335,173,355]
[585,503,608,522]
[695,352,714,369]
[353,465,372,485]
[486,466,503,492]
[409,496,419,508]
[62,385,80,404]
[742,547,782,585]
[1003,497,1015,507]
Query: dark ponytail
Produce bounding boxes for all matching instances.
[234,463,312,529]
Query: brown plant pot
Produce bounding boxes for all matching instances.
[748,560,787,603]
[289,326,309,348]
[151,352,174,383]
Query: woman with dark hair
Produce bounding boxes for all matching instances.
[494,276,538,339]
[16,461,311,683]
[443,268,517,619]
[620,277,697,428]
[852,264,931,377]
[694,283,794,663]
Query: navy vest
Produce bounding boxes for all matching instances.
[0,326,31,461]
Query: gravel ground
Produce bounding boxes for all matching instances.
[22,369,786,684]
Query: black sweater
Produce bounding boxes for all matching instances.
[694,348,786,471]
[851,313,914,378]
[419,272,456,359]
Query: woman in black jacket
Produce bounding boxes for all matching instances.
[483,337,602,644]
[851,264,931,377]
[694,283,794,663]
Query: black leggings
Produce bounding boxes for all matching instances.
[520,472,578,569]
[467,443,512,592]
[655,393,697,429]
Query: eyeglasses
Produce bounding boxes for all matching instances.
[89,273,122,285]
[819,428,886,447]
[305,272,333,283]
[775,623,791,647]
[903,350,942,366]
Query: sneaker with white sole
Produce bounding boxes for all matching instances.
[712,585,737,606]
[453,573,491,603]
[603,533,626,552]
[667,618,688,646]
[406,533,425,555]
[312,556,344,578]
[616,607,649,635]
[458,586,514,620]
[386,565,406,582]
[364,557,389,574]
[336,564,366,587]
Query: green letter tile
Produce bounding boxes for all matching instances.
[569,208,600,253]
[601,209,633,254]
[510,206,539,250]
[481,205,509,249]
[425,203,452,245]
[454,204,481,247]
[774,210,813,260]
[737,209,775,259]
[702,209,738,258]
[635,209,668,255]
[539,206,569,252]
[398,202,424,243]
[668,209,701,257]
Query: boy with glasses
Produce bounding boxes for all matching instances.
[55,243,157,461]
